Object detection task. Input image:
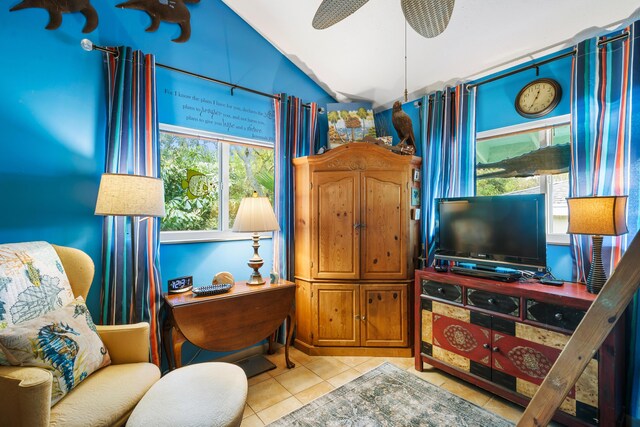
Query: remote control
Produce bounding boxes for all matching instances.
[192,283,232,297]
[539,278,564,286]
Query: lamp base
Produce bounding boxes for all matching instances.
[246,271,266,286]
[246,232,266,286]
[587,235,607,294]
[247,262,266,286]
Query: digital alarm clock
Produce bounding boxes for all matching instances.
[167,276,193,294]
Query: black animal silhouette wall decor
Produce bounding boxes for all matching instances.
[116,0,200,43]
[9,0,98,33]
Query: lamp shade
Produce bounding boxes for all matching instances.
[95,173,166,217]
[567,196,628,236]
[232,192,280,233]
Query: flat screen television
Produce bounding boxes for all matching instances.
[434,194,547,272]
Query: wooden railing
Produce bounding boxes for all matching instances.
[518,232,640,426]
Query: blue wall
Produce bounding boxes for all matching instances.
[0,0,332,364]
[474,49,573,132]
[160,240,272,290]
[375,50,574,280]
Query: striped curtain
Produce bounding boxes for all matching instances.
[419,85,477,264]
[296,99,319,158]
[101,47,163,366]
[570,24,640,281]
[570,22,640,419]
[273,95,318,281]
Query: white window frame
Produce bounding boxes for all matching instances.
[476,114,571,245]
[159,124,275,244]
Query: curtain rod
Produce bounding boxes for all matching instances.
[466,50,575,90]
[81,40,320,111]
[467,30,629,90]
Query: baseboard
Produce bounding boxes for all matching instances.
[294,340,413,357]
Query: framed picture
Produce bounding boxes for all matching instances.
[411,188,420,206]
[326,102,376,149]
[413,169,420,182]
[412,208,421,220]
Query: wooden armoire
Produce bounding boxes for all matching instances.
[293,142,421,356]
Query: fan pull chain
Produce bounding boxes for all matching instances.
[404,18,408,102]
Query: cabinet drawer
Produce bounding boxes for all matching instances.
[421,280,462,303]
[526,299,586,331]
[466,289,519,317]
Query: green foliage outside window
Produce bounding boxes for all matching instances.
[160,132,274,233]
[228,145,275,228]
[161,133,219,231]
[476,177,540,196]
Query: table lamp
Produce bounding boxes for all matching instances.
[95,173,166,218]
[567,195,628,294]
[232,191,280,285]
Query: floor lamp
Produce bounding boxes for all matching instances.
[94,173,166,320]
[567,195,628,294]
[95,173,166,219]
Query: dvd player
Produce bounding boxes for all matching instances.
[450,266,521,282]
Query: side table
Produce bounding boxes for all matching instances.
[163,279,296,370]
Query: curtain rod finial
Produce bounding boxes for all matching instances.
[80,39,94,52]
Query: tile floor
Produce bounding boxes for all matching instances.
[240,346,543,426]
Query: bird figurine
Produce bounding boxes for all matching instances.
[391,101,416,155]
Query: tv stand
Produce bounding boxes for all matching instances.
[415,269,623,426]
[450,266,521,282]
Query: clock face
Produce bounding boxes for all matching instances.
[515,78,562,118]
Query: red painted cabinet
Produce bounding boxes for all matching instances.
[431,312,491,367]
[491,331,559,386]
[415,269,623,427]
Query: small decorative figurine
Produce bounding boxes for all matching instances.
[391,101,416,154]
[10,0,98,33]
[212,271,234,288]
[116,0,200,43]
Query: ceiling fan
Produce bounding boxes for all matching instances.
[312,0,455,38]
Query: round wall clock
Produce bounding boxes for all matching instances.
[514,78,562,118]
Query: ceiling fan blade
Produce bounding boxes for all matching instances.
[312,0,370,30]
[401,0,455,38]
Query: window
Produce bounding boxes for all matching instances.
[159,124,275,243]
[476,117,570,244]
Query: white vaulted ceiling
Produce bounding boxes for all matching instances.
[222,0,639,110]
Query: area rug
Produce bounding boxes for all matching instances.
[268,362,514,427]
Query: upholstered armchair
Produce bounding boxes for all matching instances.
[0,245,161,427]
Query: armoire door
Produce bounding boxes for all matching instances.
[360,171,407,280]
[360,284,409,347]
[312,171,360,280]
[312,283,359,346]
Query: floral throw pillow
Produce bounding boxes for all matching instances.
[0,241,75,330]
[0,297,111,406]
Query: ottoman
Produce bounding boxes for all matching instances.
[126,362,248,427]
